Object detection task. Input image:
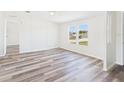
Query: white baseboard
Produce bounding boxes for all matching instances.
[115,60,124,66]
[0,54,5,57]
[20,47,59,54]
[60,47,103,61]
[106,62,116,71]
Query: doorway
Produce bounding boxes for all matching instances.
[6,21,19,56]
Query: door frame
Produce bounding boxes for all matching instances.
[3,19,7,56]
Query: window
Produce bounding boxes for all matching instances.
[69,24,88,46]
[78,24,88,46]
[69,25,77,44]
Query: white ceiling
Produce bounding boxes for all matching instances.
[30,11,106,23]
[6,11,106,23]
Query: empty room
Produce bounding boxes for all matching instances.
[0,11,123,82]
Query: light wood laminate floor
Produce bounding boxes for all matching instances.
[0,46,124,82]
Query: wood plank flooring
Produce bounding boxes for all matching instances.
[0,46,124,82]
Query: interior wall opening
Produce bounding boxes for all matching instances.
[6,20,19,56]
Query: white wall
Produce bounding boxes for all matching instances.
[7,21,19,46]
[59,15,106,61]
[116,12,123,65]
[0,12,5,56]
[20,13,59,53]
